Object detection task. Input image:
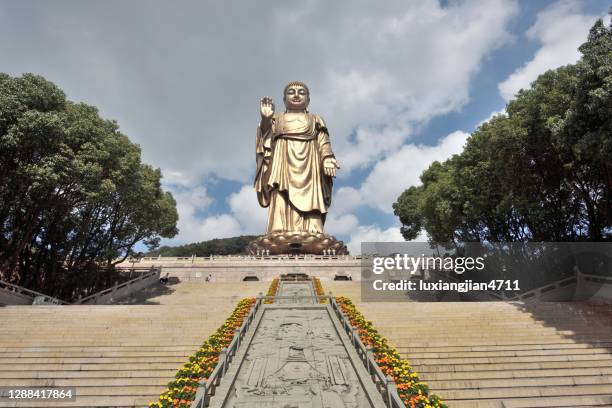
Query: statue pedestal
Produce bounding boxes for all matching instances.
[247,231,348,255]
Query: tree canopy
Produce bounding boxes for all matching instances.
[146,235,258,257]
[0,74,178,297]
[394,16,612,243]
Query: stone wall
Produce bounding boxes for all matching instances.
[118,257,361,282]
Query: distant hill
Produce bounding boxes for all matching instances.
[146,235,258,257]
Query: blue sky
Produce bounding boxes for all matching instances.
[0,0,610,253]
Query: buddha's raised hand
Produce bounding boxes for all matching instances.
[260,96,274,120]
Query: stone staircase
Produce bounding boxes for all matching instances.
[0,282,267,407]
[2,279,610,407]
[326,282,612,408]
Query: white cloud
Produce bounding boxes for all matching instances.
[169,185,213,220]
[228,185,268,234]
[0,1,523,246]
[412,229,429,243]
[163,184,242,244]
[325,213,360,236]
[334,130,469,214]
[331,187,363,215]
[186,215,242,243]
[346,225,404,254]
[498,0,603,101]
[477,108,507,128]
[0,0,518,184]
[162,170,196,187]
[162,183,267,245]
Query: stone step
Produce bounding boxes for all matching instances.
[410,353,612,365]
[0,362,181,371]
[412,358,612,372]
[447,395,612,408]
[0,351,193,358]
[0,345,199,352]
[1,385,162,397]
[0,281,268,408]
[0,395,156,407]
[0,370,175,379]
[386,338,612,347]
[426,374,612,389]
[0,341,203,346]
[368,316,611,322]
[0,378,170,386]
[439,383,612,400]
[400,342,612,353]
[0,356,188,364]
[391,333,610,339]
[421,366,612,381]
[398,347,612,358]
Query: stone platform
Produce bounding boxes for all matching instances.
[119,256,361,282]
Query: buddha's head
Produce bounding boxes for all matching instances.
[283,81,310,112]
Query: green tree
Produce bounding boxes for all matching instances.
[394,16,612,243]
[0,74,178,296]
[148,235,259,257]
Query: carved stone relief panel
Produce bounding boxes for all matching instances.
[224,309,373,408]
[277,281,316,304]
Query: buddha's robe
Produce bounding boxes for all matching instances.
[254,112,334,233]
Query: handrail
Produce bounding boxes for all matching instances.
[505,271,612,302]
[191,295,264,408]
[136,254,362,261]
[579,271,612,283]
[328,294,406,408]
[74,266,160,304]
[0,280,70,305]
[504,274,577,301]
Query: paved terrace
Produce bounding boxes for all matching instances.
[118,255,361,282]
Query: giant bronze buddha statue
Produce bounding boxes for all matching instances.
[249,81,348,255]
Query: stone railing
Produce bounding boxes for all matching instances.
[0,280,69,305]
[74,267,161,304]
[328,294,406,408]
[191,294,264,408]
[501,271,612,303]
[133,254,362,262]
[504,275,578,301]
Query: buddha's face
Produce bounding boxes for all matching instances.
[283,85,309,111]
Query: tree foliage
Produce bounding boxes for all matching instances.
[147,235,258,257]
[0,74,178,297]
[394,16,612,243]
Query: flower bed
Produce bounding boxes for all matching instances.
[313,277,327,303]
[264,278,279,303]
[335,297,446,408]
[148,298,256,408]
